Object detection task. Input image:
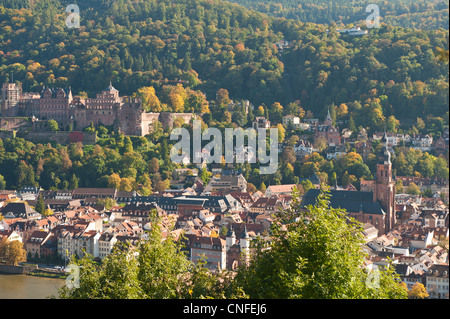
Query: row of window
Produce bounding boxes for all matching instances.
[428,277,448,282]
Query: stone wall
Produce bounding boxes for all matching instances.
[0,264,38,274]
[0,131,97,145]
[140,112,197,136]
[140,112,160,136]
[0,117,32,131]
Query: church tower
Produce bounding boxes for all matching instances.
[374,132,396,233]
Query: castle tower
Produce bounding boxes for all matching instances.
[226,225,236,251]
[1,82,21,116]
[373,132,396,233]
[239,225,250,263]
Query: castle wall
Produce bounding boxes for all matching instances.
[117,98,142,136]
[86,106,117,127]
[1,83,198,137]
[0,130,96,145]
[141,112,160,136]
[0,117,32,131]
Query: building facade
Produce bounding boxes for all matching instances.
[1,81,196,136]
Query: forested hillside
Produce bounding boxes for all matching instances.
[227,0,449,30]
[0,0,448,123]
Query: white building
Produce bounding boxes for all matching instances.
[98,233,118,259]
[57,225,101,260]
[282,115,301,129]
[411,134,433,152]
[426,264,449,299]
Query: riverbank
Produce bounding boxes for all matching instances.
[0,263,38,274]
[0,263,68,279]
[28,270,68,279]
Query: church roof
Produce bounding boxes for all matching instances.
[378,134,391,164]
[301,189,385,215]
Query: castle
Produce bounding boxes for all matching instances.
[0,82,196,136]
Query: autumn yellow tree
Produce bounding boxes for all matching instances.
[5,241,27,266]
[136,86,162,112]
[277,123,285,143]
[42,208,54,217]
[119,177,134,192]
[168,84,187,112]
[408,282,429,299]
[108,173,121,189]
[138,173,153,196]
[337,103,348,120]
[256,105,265,117]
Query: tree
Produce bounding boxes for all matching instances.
[96,198,117,210]
[247,182,257,194]
[255,105,265,117]
[123,136,134,154]
[136,86,162,112]
[386,115,400,133]
[35,195,46,214]
[433,157,449,179]
[269,102,283,123]
[314,137,328,152]
[168,86,186,112]
[232,104,247,127]
[58,210,237,299]
[259,182,266,193]
[69,174,79,190]
[216,88,230,107]
[337,103,348,120]
[48,119,59,132]
[137,173,153,196]
[108,173,121,189]
[407,182,421,195]
[0,234,7,258]
[395,179,404,194]
[154,179,170,194]
[408,282,429,299]
[300,179,314,194]
[247,104,254,125]
[148,120,164,141]
[5,241,27,266]
[348,116,357,133]
[277,123,286,143]
[199,167,211,185]
[42,208,54,217]
[119,177,134,192]
[234,188,408,299]
[0,174,6,190]
[149,158,160,174]
[223,111,232,123]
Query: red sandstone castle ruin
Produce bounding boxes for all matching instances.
[0,81,196,136]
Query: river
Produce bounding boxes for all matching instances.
[0,274,65,299]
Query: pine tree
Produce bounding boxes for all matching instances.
[69,174,79,190]
[247,103,254,126]
[35,195,45,214]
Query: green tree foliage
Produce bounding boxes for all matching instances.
[58,210,240,299]
[47,119,59,132]
[0,0,446,122]
[35,194,46,214]
[228,0,449,30]
[234,187,408,299]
